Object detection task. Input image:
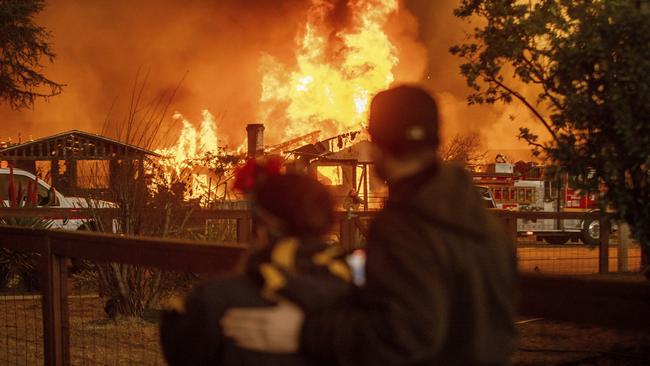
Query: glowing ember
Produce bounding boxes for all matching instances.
[259,0,399,140]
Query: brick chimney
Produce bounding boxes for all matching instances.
[246,123,265,159]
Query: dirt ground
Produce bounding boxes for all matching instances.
[514,318,650,365]
[0,294,164,365]
[2,293,649,365]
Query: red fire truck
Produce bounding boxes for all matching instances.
[472,162,601,245]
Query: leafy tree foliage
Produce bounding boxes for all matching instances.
[451,1,650,256]
[0,0,63,109]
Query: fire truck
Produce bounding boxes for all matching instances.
[472,161,601,245]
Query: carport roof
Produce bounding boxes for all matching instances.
[0,130,160,160]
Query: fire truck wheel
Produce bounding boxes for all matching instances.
[580,212,600,247]
[544,235,570,245]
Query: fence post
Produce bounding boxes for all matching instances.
[598,212,610,274]
[41,235,70,366]
[340,218,353,251]
[618,221,630,272]
[509,212,518,241]
[237,216,251,244]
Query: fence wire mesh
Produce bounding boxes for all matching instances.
[516,236,642,275]
[68,293,163,365]
[0,211,646,365]
[66,259,201,365]
[0,248,44,366]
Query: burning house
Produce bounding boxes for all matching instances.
[286,132,387,210]
[0,0,412,208]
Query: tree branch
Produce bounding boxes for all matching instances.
[486,75,559,142]
[520,52,564,112]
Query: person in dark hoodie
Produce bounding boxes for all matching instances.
[160,159,352,366]
[222,86,518,365]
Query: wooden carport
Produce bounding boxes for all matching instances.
[0,130,159,198]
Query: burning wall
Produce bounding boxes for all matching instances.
[153,110,238,204]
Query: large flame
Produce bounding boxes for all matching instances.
[154,110,237,204]
[159,110,219,176]
[259,0,399,140]
[152,0,401,203]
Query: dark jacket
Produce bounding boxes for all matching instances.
[160,237,352,366]
[301,163,518,365]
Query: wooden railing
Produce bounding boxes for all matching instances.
[335,209,616,273]
[1,209,648,365]
[0,226,246,366]
[0,207,254,244]
[0,207,619,272]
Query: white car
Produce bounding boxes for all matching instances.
[0,168,110,231]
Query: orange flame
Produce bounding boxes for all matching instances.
[259,0,399,140]
[157,110,220,174]
[151,1,402,203]
[154,110,234,204]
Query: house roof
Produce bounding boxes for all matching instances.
[0,130,160,160]
[289,130,365,159]
[322,140,374,163]
[290,140,331,158]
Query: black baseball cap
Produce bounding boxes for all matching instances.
[368,85,440,155]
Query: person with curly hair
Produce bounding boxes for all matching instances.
[160,159,352,366]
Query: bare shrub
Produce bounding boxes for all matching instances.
[441,132,487,167]
[73,72,201,319]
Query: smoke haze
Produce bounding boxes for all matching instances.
[1,0,543,157]
[404,0,548,158]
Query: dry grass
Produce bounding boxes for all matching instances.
[0,294,43,365]
[0,293,165,365]
[515,318,650,365]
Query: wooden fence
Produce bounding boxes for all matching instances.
[1,208,649,365]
